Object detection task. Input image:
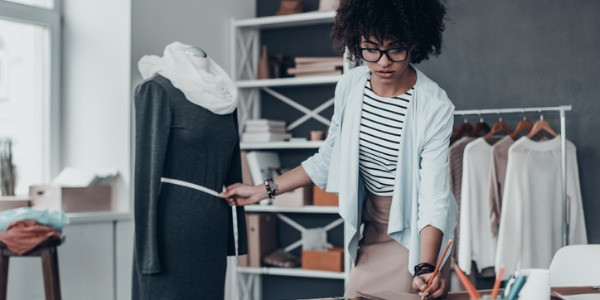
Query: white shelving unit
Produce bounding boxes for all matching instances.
[231,10,351,300]
[230,10,351,134]
[236,75,342,88]
[233,10,336,29]
[244,205,338,214]
[238,267,346,279]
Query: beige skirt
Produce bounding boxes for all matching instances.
[344,193,450,298]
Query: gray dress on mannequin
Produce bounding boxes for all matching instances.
[132,74,247,299]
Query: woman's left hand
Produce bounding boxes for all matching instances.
[412,273,447,300]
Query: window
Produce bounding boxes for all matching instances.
[0,0,60,195]
[5,0,53,9]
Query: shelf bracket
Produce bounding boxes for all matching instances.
[277,213,343,253]
[262,87,333,131]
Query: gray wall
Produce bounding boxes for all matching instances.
[257,1,599,296]
[130,0,256,86]
[418,0,600,243]
[260,0,600,244]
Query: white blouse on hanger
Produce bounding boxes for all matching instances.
[495,136,587,279]
[457,137,500,274]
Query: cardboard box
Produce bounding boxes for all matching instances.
[246,213,277,267]
[302,248,344,272]
[272,185,312,207]
[0,196,31,211]
[313,186,339,206]
[29,185,112,212]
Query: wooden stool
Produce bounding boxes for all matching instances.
[0,236,64,300]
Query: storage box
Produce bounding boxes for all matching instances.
[301,248,344,272]
[272,185,312,207]
[313,186,339,206]
[0,196,31,211]
[246,213,277,267]
[29,185,112,212]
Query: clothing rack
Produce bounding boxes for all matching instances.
[453,105,572,247]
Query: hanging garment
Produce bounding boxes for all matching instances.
[0,220,61,255]
[448,136,475,262]
[487,136,515,237]
[495,137,587,279]
[457,137,500,275]
[132,74,247,299]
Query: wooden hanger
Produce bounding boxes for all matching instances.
[451,117,474,143]
[470,116,491,137]
[484,114,512,141]
[510,116,533,139]
[526,113,558,139]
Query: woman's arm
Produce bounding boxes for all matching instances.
[419,226,443,265]
[221,165,313,206]
[221,75,348,206]
[412,101,455,299]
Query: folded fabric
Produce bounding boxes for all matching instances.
[0,220,61,255]
[0,207,69,232]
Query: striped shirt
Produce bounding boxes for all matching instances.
[359,76,413,196]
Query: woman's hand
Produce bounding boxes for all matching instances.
[219,183,266,206]
[412,273,447,300]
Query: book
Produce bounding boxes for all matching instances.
[244,124,287,133]
[287,64,340,74]
[242,132,292,142]
[246,151,281,184]
[294,56,344,64]
[294,70,342,78]
[245,119,286,127]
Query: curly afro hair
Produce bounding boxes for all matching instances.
[331,0,447,64]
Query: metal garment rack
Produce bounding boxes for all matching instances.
[453,105,573,246]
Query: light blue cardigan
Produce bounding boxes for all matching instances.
[301,66,457,274]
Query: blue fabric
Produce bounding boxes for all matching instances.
[0,208,69,232]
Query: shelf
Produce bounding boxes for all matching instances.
[67,212,132,224]
[244,205,338,214]
[234,10,336,29]
[240,140,324,150]
[237,266,345,279]
[236,75,341,88]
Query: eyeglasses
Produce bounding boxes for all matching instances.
[359,47,408,62]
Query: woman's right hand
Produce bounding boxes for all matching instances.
[219,183,266,206]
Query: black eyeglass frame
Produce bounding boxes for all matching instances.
[358,47,409,62]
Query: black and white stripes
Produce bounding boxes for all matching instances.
[359,77,413,196]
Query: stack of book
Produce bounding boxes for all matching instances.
[286,57,343,78]
[242,119,292,143]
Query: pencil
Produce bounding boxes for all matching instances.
[491,266,504,299]
[453,265,481,299]
[426,239,453,288]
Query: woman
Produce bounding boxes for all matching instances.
[221,0,456,298]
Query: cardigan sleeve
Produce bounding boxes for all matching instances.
[225,110,248,256]
[300,82,343,189]
[416,101,455,235]
[133,79,172,274]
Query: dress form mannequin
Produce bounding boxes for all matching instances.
[185,46,210,71]
[133,42,247,299]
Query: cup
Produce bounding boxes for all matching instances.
[516,268,550,299]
